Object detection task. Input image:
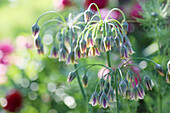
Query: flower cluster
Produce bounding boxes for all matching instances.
[67,61,156,108]
[32,3,134,65]
[32,3,166,110]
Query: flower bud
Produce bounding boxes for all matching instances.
[89,91,99,106]
[143,75,154,90]
[132,86,139,101]
[108,87,116,102]
[82,74,88,88]
[119,80,127,97]
[67,71,76,83]
[166,72,170,84]
[103,37,111,51]
[32,23,40,37]
[115,36,120,48]
[66,51,77,64]
[80,39,87,53]
[89,46,100,57]
[34,36,41,49]
[100,92,109,108]
[84,10,93,23]
[104,82,110,95]
[99,77,105,90]
[37,43,44,55]
[155,64,164,76]
[94,37,102,52]
[49,46,58,58]
[137,84,145,99]
[121,20,128,34]
[74,45,81,59]
[167,60,170,75]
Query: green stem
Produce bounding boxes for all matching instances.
[106,51,119,113]
[155,24,162,113]
[106,51,111,67]
[87,3,103,22]
[36,11,66,24]
[115,70,119,113]
[105,8,126,21]
[74,64,88,113]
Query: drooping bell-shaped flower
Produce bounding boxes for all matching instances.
[94,37,102,52]
[84,10,93,23]
[143,75,154,90]
[34,36,41,49]
[126,89,133,100]
[132,86,139,101]
[101,41,106,52]
[137,84,145,99]
[126,42,135,55]
[107,87,116,102]
[85,35,94,48]
[121,20,128,34]
[155,64,164,76]
[72,39,77,50]
[59,48,68,61]
[80,39,87,53]
[82,47,90,58]
[66,51,77,64]
[120,44,128,59]
[89,46,100,57]
[115,36,120,48]
[89,91,99,106]
[119,80,127,97]
[100,92,110,108]
[103,37,111,51]
[49,46,58,58]
[110,36,115,47]
[74,45,81,59]
[166,72,170,84]
[82,74,88,88]
[32,23,40,37]
[37,43,44,55]
[67,71,76,83]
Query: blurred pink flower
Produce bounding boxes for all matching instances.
[0,41,14,65]
[84,0,108,11]
[15,36,33,49]
[99,8,120,20]
[98,66,115,80]
[53,0,72,11]
[129,2,142,19]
